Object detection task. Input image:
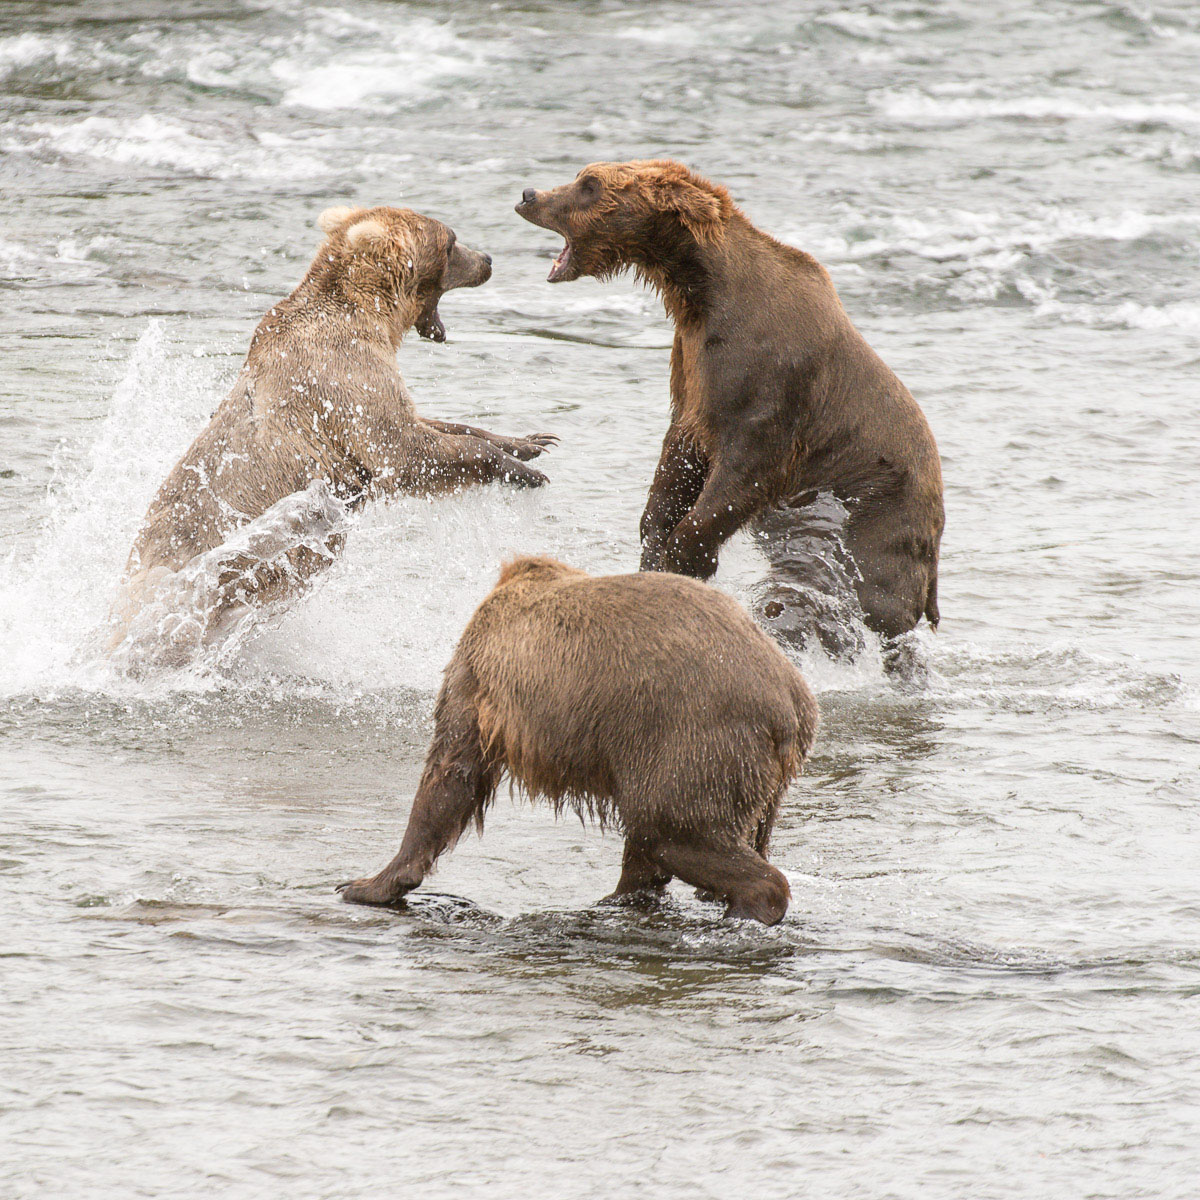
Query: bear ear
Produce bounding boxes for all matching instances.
[344,218,387,251]
[317,206,359,234]
[647,168,732,243]
[344,217,413,259]
[496,555,570,587]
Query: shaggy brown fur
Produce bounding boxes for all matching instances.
[516,161,944,652]
[112,205,554,663]
[338,556,818,925]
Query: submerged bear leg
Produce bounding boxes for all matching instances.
[854,572,933,682]
[652,840,791,926]
[602,837,672,906]
[751,499,868,659]
[338,701,497,908]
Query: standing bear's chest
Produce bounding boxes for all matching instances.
[674,322,806,465]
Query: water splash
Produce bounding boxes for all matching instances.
[0,321,551,699]
[107,479,354,675]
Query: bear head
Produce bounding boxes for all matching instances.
[314,205,492,342]
[514,160,734,284]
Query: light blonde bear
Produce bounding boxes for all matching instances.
[110,205,553,669]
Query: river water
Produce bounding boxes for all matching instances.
[1,1,1198,1196]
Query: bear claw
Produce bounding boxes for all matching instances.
[511,433,558,460]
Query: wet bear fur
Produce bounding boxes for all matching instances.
[338,556,819,925]
[516,160,944,651]
[110,205,553,665]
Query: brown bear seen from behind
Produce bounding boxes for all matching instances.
[338,556,819,925]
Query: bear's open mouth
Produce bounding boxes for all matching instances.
[416,304,446,342]
[548,240,572,283]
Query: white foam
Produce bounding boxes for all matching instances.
[268,12,490,110]
[793,205,1200,312]
[240,486,550,692]
[816,11,915,38]
[807,207,1200,267]
[1035,298,1200,331]
[613,23,706,47]
[0,8,491,117]
[1135,134,1200,171]
[0,232,115,284]
[12,113,328,180]
[928,639,1192,712]
[0,235,40,273]
[878,89,1200,127]
[0,322,553,698]
[0,32,72,76]
[108,480,355,675]
[790,127,888,151]
[0,322,214,697]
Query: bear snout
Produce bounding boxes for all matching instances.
[445,243,492,291]
[465,249,489,284]
[515,188,549,226]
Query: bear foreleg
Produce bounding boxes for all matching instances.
[421,419,557,462]
[638,426,708,572]
[338,701,498,908]
[655,458,768,580]
[415,430,549,493]
[601,837,672,906]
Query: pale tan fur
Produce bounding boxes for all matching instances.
[110,205,552,667]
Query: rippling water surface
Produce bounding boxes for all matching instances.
[2,2,1199,1196]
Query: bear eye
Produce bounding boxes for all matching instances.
[579,176,599,197]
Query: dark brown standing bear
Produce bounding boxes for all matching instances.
[338,556,819,925]
[110,205,554,667]
[516,161,944,656]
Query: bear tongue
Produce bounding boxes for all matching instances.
[547,241,572,283]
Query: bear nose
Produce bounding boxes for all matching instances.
[483,253,492,266]
[521,188,537,205]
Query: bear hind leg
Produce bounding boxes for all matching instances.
[753,793,782,860]
[601,837,672,908]
[653,840,790,926]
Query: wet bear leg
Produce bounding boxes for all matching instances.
[653,840,791,926]
[752,795,781,859]
[753,565,867,660]
[855,576,931,681]
[421,418,557,462]
[602,837,672,906]
[338,698,497,908]
[686,799,781,903]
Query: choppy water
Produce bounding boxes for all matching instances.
[2,1,1199,1196]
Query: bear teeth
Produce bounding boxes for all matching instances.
[548,241,572,282]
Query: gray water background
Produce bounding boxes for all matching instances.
[1,1,1199,1196]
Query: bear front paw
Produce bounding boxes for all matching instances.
[337,876,412,908]
[509,433,558,460]
[506,463,549,488]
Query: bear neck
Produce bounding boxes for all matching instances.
[290,257,417,350]
[634,215,749,327]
